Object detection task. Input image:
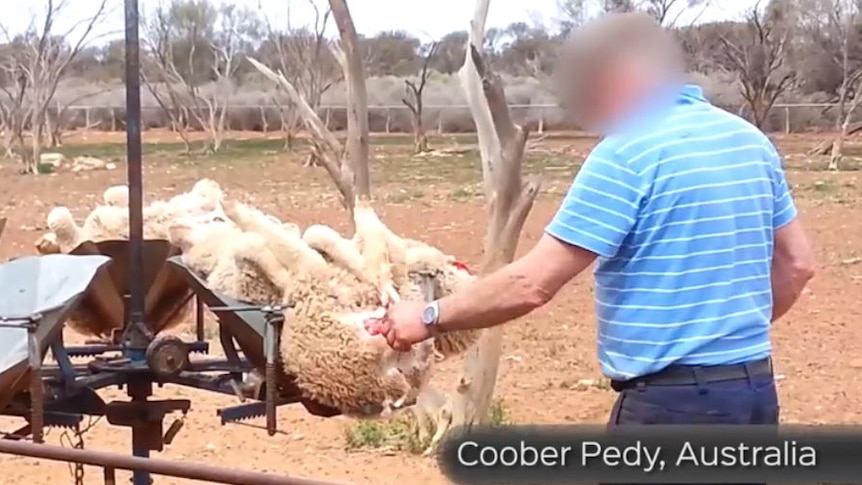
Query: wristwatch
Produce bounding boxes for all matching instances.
[421,300,440,335]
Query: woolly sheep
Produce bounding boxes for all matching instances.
[33,179,232,337]
[301,214,479,360]
[235,213,436,416]
[46,207,86,253]
[103,185,129,207]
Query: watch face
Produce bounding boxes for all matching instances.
[422,304,436,325]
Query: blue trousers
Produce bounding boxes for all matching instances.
[605,361,778,485]
[607,365,779,426]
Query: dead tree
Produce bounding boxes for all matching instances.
[401,42,438,153]
[717,0,794,130]
[0,0,108,173]
[804,0,862,170]
[423,0,540,452]
[46,90,107,147]
[140,21,194,155]
[260,0,340,153]
[255,0,536,453]
[0,68,29,160]
[248,0,370,222]
[142,3,256,154]
[640,0,711,27]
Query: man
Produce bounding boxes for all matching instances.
[376,12,815,426]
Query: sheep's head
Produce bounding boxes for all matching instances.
[47,207,81,240]
[191,178,224,211]
[103,185,129,207]
[282,222,301,238]
[192,178,222,197]
[36,232,61,254]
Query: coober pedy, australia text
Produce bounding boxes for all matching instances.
[456,440,818,473]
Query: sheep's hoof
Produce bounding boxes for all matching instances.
[392,395,417,410]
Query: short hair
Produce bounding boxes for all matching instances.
[553,12,685,117]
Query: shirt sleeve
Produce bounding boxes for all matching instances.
[545,146,645,258]
[766,142,797,230]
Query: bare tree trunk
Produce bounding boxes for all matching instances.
[329,0,371,201]
[423,0,540,453]
[414,120,429,153]
[829,97,862,170]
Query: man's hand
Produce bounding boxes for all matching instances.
[370,300,431,352]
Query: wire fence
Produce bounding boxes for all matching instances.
[31,102,854,135]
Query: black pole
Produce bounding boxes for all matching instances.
[124,2,150,484]
[123,0,145,350]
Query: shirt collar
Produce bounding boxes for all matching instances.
[605,82,705,136]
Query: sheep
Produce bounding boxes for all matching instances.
[46,207,86,253]
[167,178,225,221]
[35,232,61,255]
[217,198,436,416]
[302,223,367,281]
[204,231,288,307]
[282,222,301,238]
[82,205,130,241]
[36,178,475,417]
[103,185,129,207]
[32,179,234,337]
[300,214,480,360]
[168,217,240,279]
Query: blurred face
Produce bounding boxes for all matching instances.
[566,54,659,134]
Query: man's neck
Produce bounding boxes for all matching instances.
[599,79,682,137]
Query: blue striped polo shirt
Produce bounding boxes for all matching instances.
[545,83,797,380]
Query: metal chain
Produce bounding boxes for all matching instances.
[72,425,85,485]
[59,416,101,485]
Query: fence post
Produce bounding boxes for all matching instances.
[538,106,544,134]
[785,106,790,134]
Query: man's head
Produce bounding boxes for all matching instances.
[553,12,685,134]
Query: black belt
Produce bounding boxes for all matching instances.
[610,357,773,391]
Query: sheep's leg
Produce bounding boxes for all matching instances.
[232,236,293,291]
[379,368,413,416]
[352,203,398,303]
[425,403,454,456]
[411,383,444,447]
[381,283,400,307]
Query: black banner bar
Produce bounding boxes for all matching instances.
[436,425,862,484]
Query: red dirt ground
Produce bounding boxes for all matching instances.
[0,131,860,484]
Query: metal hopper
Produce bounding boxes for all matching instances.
[0,254,111,411]
[167,256,340,418]
[65,239,194,341]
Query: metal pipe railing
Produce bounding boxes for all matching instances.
[0,440,349,485]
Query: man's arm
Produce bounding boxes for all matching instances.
[435,145,644,334]
[771,219,814,322]
[767,143,814,322]
[435,235,597,333]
